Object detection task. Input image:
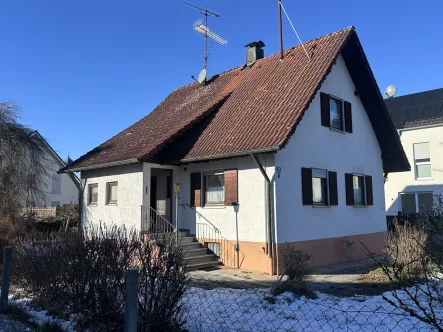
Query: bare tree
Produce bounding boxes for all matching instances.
[364,197,443,330]
[0,101,47,220]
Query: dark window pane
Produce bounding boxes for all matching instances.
[330,98,342,130]
[418,193,433,213]
[401,193,416,214]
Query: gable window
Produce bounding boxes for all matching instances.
[329,97,343,130]
[345,173,373,206]
[301,168,338,206]
[320,92,353,133]
[414,142,431,179]
[88,184,98,205]
[204,171,225,205]
[51,174,61,194]
[400,192,433,214]
[106,182,118,205]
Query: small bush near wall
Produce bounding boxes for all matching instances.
[12,225,188,331]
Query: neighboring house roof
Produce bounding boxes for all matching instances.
[30,131,81,189]
[64,26,409,173]
[385,88,443,129]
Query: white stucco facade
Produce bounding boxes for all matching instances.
[274,55,386,243]
[31,142,79,207]
[82,163,144,230]
[385,125,443,215]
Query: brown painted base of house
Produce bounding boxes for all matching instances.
[213,232,386,275]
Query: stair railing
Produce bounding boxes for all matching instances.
[185,204,243,268]
[140,206,176,235]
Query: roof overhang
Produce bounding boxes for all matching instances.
[60,158,139,173]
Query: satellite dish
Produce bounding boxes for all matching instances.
[385,85,397,99]
[197,68,207,84]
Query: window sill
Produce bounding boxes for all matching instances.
[88,203,98,207]
[415,178,433,181]
[107,203,118,206]
[329,127,346,134]
[202,205,226,209]
[312,204,329,208]
[353,205,367,208]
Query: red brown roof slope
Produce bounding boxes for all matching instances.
[65,26,409,172]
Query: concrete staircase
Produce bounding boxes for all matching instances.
[178,229,221,271]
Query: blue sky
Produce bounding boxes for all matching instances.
[1,1,442,160]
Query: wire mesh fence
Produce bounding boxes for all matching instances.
[170,276,434,332]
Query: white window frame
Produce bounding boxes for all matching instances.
[399,192,434,214]
[311,168,329,206]
[203,170,225,206]
[328,95,345,132]
[106,182,118,205]
[88,183,98,206]
[413,142,432,180]
[352,173,367,206]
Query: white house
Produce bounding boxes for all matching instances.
[27,131,80,207]
[62,27,409,275]
[385,88,443,216]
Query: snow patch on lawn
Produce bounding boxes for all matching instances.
[182,285,441,331]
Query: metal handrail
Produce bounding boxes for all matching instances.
[140,206,176,234]
[185,204,243,268]
[185,204,221,233]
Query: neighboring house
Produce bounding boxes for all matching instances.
[27,131,80,207]
[62,27,409,275]
[385,88,443,216]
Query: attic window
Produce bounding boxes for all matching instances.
[329,97,343,130]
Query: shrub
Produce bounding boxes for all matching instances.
[386,219,428,279]
[13,225,188,331]
[273,244,312,296]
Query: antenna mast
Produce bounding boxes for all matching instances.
[182,1,220,70]
[278,0,283,60]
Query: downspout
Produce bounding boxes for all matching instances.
[249,153,273,259]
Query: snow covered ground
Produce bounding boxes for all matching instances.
[8,284,442,331]
[183,285,441,331]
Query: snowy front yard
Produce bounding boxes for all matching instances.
[182,285,439,331]
[8,283,442,331]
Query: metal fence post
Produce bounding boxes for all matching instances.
[124,268,138,332]
[0,246,12,313]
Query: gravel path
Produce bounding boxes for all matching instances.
[0,315,33,332]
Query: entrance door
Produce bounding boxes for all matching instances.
[150,176,157,210]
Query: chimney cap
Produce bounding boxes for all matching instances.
[244,40,265,49]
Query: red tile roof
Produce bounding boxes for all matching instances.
[65,26,409,173]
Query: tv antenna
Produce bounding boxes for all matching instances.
[182,1,227,84]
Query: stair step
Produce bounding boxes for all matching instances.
[178,236,197,244]
[184,254,217,265]
[186,260,221,271]
[180,242,203,251]
[184,248,208,258]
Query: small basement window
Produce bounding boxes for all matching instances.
[312,169,328,205]
[88,184,98,205]
[107,182,118,205]
[204,171,225,205]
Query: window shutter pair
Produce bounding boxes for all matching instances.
[301,168,338,206]
[190,170,238,207]
[344,174,373,206]
[320,92,353,133]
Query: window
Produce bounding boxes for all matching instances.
[400,192,433,214]
[329,97,343,130]
[51,201,60,207]
[88,184,98,205]
[301,168,338,206]
[26,201,36,207]
[353,175,365,205]
[204,171,225,205]
[345,173,373,206]
[312,169,328,205]
[51,174,61,194]
[106,182,118,205]
[414,142,431,179]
